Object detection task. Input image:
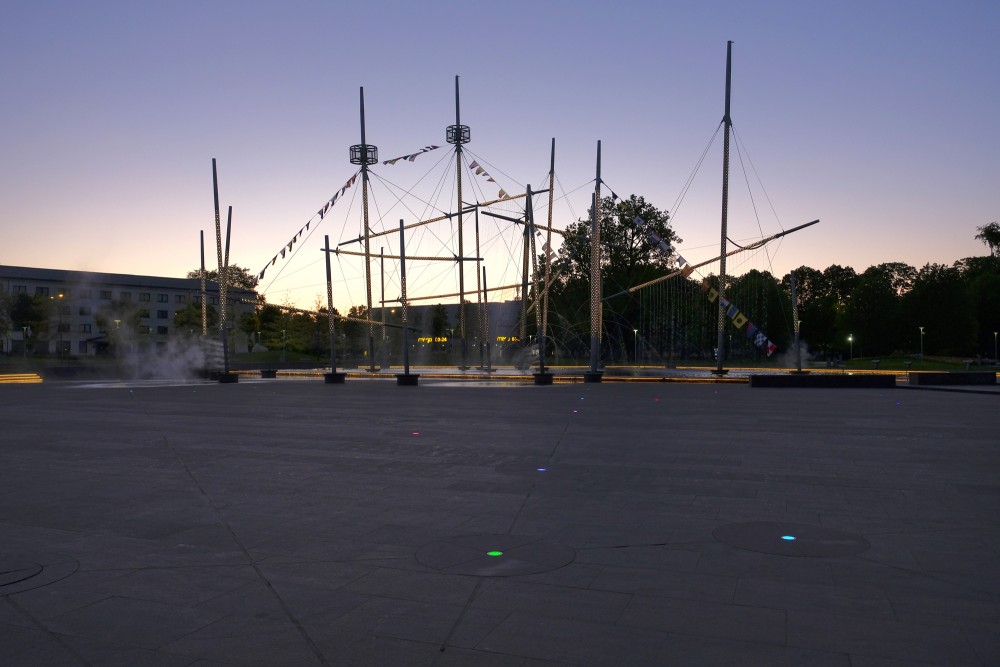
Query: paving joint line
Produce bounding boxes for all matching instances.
[125,389,333,667]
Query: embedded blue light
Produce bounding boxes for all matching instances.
[537,467,547,472]
[781,535,796,541]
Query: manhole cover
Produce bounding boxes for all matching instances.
[0,552,78,595]
[416,534,575,576]
[713,522,870,557]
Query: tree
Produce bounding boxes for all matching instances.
[548,194,679,358]
[173,303,217,332]
[845,264,914,356]
[903,263,975,356]
[239,312,260,352]
[975,222,1000,257]
[187,265,259,291]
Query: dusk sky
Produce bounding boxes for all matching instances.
[2,1,997,312]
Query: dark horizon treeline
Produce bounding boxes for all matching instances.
[546,257,1000,363]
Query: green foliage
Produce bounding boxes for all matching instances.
[975,222,1000,257]
[173,303,217,332]
[186,265,260,292]
[547,194,679,358]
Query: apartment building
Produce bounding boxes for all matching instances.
[1,265,255,356]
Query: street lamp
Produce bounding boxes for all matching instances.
[633,329,638,364]
[848,334,853,360]
[918,326,925,361]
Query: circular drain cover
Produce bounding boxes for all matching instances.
[713,522,870,558]
[416,534,575,576]
[0,552,79,595]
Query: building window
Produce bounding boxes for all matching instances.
[58,305,71,316]
[209,296,218,305]
[137,309,149,318]
[193,296,202,305]
[57,323,71,333]
[36,286,50,297]
[157,293,169,303]
[79,324,92,333]
[175,294,186,303]
[120,291,132,301]
[79,306,92,316]
[156,326,168,335]
[78,341,88,354]
[157,310,168,319]
[139,325,151,334]
[78,288,92,299]
[14,285,27,294]
[140,292,151,302]
[100,290,112,300]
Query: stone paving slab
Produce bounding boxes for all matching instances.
[0,378,998,665]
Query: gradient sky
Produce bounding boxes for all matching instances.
[2,1,997,312]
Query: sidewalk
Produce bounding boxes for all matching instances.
[1,379,998,665]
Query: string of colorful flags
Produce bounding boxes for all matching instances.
[254,170,360,285]
[382,145,441,165]
[468,160,510,200]
[633,216,692,277]
[700,279,778,356]
[632,215,777,356]
[255,145,448,286]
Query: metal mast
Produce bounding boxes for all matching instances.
[520,185,532,344]
[199,231,207,336]
[350,87,378,372]
[715,41,733,375]
[211,159,230,375]
[541,138,555,372]
[446,75,471,369]
[587,141,603,380]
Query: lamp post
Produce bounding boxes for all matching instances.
[994,331,998,363]
[22,326,27,359]
[918,326,925,361]
[280,329,286,363]
[848,334,853,361]
[633,329,638,364]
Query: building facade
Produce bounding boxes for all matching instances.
[1,265,256,357]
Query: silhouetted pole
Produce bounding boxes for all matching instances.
[325,235,338,372]
[351,87,379,372]
[542,138,555,370]
[399,222,408,371]
[199,231,207,336]
[715,41,733,375]
[447,75,471,369]
[588,142,602,377]
[482,266,492,373]
[211,159,229,374]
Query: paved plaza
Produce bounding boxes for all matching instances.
[1,377,998,665]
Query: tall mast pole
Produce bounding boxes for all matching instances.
[324,235,339,375]
[587,141,602,379]
[446,75,471,369]
[351,87,379,372]
[542,138,555,369]
[475,207,484,368]
[715,41,733,375]
[211,159,229,374]
[520,185,531,345]
[199,230,207,336]
[380,247,385,364]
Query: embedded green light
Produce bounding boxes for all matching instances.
[486,550,503,557]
